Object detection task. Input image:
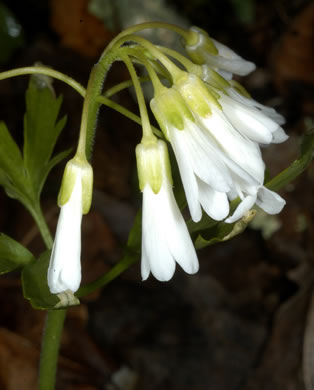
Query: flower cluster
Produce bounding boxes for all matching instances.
[47,24,288,294]
[136,26,287,280]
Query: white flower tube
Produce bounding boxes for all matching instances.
[136,140,199,281]
[48,157,93,294]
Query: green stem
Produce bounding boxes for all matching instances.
[28,205,66,390]
[112,34,184,82]
[0,65,161,136]
[121,54,155,142]
[103,21,189,54]
[77,252,139,298]
[156,45,201,75]
[76,47,129,160]
[0,66,85,96]
[104,76,151,98]
[38,309,66,390]
[98,96,163,138]
[29,204,53,249]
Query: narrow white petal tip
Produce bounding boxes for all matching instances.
[225,194,257,223]
[256,187,286,214]
[272,128,289,144]
[185,260,199,275]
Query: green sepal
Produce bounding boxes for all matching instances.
[22,250,80,310]
[175,73,222,117]
[0,233,35,274]
[136,140,172,193]
[150,86,194,137]
[185,27,218,60]
[57,156,93,214]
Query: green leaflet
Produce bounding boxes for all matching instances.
[0,233,35,274]
[23,76,68,201]
[0,75,70,215]
[22,250,80,310]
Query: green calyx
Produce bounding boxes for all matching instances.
[201,66,230,91]
[136,139,172,194]
[150,85,194,139]
[185,26,218,65]
[229,80,252,99]
[175,73,222,118]
[57,156,93,214]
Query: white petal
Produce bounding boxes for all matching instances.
[256,186,286,214]
[197,178,229,220]
[225,194,257,223]
[48,175,83,294]
[207,39,256,76]
[219,94,277,144]
[163,184,199,274]
[271,127,289,143]
[169,128,202,222]
[174,121,232,192]
[227,88,286,125]
[199,107,265,183]
[141,182,199,281]
[141,185,176,281]
[216,69,233,80]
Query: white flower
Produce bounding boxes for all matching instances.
[48,158,93,294]
[48,171,82,294]
[151,82,261,222]
[176,73,287,223]
[185,26,256,80]
[226,185,286,223]
[136,140,199,281]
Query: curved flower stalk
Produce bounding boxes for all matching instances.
[47,157,93,294]
[136,139,199,281]
[185,26,256,80]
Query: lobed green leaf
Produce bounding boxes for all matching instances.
[23,76,68,201]
[22,250,60,310]
[0,233,35,274]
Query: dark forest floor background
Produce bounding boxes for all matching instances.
[0,0,314,389]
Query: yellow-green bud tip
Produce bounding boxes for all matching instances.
[136,140,172,194]
[58,156,93,215]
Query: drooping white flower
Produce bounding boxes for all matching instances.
[136,139,199,281]
[48,157,93,294]
[174,73,287,223]
[185,26,256,80]
[151,72,287,224]
[151,87,230,222]
[226,185,286,223]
